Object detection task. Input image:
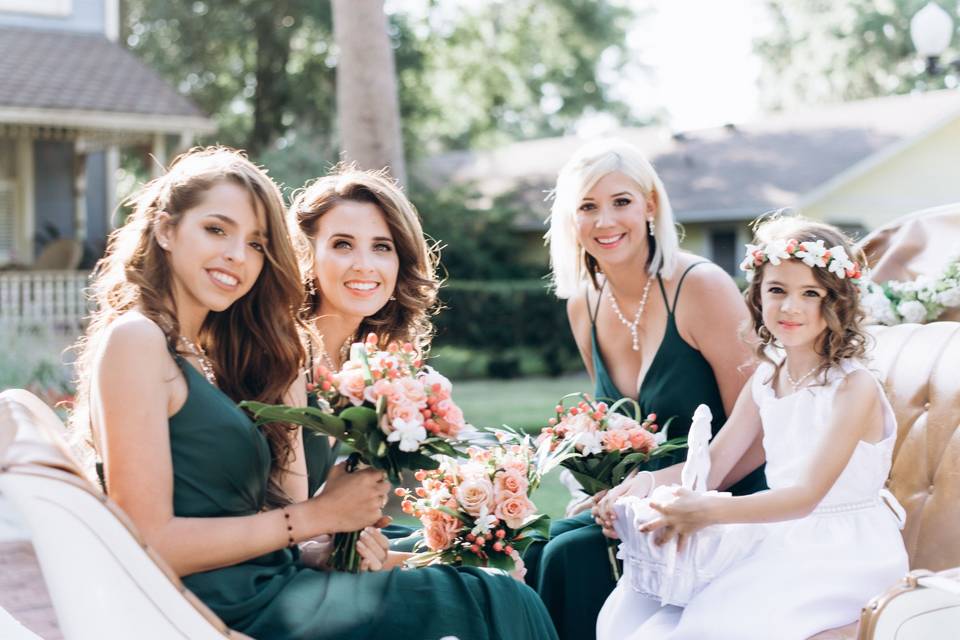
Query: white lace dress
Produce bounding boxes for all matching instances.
[597,359,910,640]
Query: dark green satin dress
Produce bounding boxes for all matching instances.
[523,263,767,640]
[170,356,558,640]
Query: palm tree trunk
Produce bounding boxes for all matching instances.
[331,0,406,186]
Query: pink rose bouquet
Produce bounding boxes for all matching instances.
[539,393,685,495]
[397,442,550,575]
[241,333,467,572]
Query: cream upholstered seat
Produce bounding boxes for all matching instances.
[810,321,960,640]
[0,388,252,640]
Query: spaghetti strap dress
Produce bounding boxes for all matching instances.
[522,262,767,640]
[169,355,558,640]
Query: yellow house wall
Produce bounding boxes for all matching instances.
[802,116,960,231]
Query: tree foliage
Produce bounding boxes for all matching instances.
[121,0,635,174]
[755,0,956,109]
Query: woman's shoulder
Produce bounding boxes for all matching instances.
[98,311,169,364]
[668,253,735,288]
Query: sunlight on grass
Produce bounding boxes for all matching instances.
[453,373,591,431]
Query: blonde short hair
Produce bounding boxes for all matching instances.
[546,139,679,299]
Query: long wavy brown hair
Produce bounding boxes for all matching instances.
[70,147,305,491]
[744,216,869,385]
[288,165,440,353]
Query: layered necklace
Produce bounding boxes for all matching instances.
[607,276,653,352]
[178,335,217,386]
[317,333,353,371]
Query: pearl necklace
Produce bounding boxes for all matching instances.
[785,364,818,389]
[179,335,217,386]
[607,277,653,352]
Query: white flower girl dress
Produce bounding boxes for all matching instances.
[597,359,909,640]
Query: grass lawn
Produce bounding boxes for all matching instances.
[389,373,592,527]
[453,373,591,431]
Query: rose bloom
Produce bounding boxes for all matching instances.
[387,400,425,430]
[494,494,537,529]
[366,378,399,405]
[498,452,528,476]
[336,366,368,406]
[602,429,631,452]
[455,475,495,517]
[422,511,462,552]
[395,376,428,407]
[628,427,657,453]
[419,368,453,399]
[561,412,598,436]
[606,413,640,431]
[494,468,528,497]
[434,400,465,434]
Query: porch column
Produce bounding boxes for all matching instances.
[73,142,88,243]
[151,133,167,178]
[15,136,35,263]
[105,145,120,229]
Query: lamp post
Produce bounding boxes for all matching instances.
[910,1,959,75]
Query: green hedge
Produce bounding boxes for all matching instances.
[431,280,582,378]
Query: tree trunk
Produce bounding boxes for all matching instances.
[331,0,406,186]
[248,0,294,156]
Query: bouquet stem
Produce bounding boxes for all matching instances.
[606,539,622,582]
[330,530,363,573]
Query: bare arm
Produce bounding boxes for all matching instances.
[278,372,309,504]
[645,370,883,542]
[95,315,386,576]
[677,264,764,485]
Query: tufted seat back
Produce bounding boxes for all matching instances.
[868,321,960,572]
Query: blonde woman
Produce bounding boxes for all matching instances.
[524,139,767,640]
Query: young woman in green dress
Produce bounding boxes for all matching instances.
[289,166,441,548]
[523,139,768,640]
[71,148,558,640]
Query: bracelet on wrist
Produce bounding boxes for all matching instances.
[281,506,296,548]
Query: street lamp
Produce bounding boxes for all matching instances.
[910,1,958,75]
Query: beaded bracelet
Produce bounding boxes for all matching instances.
[281,506,295,547]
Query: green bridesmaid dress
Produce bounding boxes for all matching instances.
[169,355,558,640]
[523,263,767,640]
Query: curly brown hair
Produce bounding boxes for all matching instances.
[288,165,440,353]
[70,147,305,493]
[743,216,869,385]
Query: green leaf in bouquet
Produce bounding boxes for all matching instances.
[239,401,347,439]
[459,553,483,568]
[563,466,612,495]
[509,536,537,555]
[608,396,642,419]
[338,406,379,432]
[515,513,551,540]
[484,552,516,572]
[392,449,441,472]
[592,451,624,480]
[424,439,463,458]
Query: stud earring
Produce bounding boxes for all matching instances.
[648,218,656,236]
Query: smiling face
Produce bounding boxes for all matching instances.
[158,180,267,320]
[574,171,656,269]
[311,200,399,323]
[759,260,829,350]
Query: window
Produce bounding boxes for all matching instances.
[0,0,71,16]
[709,228,738,276]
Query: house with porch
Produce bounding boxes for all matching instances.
[419,89,960,276]
[0,0,214,331]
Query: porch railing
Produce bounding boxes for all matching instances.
[0,271,91,334]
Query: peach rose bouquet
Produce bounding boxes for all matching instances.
[539,393,685,495]
[241,333,467,572]
[397,442,551,575]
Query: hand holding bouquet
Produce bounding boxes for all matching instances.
[241,334,468,571]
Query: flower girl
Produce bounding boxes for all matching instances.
[595,216,909,639]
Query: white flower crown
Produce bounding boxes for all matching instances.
[739,238,864,287]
